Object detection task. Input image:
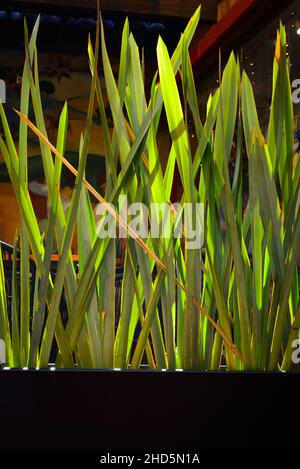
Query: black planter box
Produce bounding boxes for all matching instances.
[0,369,299,450]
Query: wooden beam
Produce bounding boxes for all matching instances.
[190,0,260,65]
[191,0,295,69]
[3,0,218,21]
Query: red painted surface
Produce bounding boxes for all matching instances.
[190,0,260,66]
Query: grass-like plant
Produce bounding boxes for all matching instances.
[0,5,299,371]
